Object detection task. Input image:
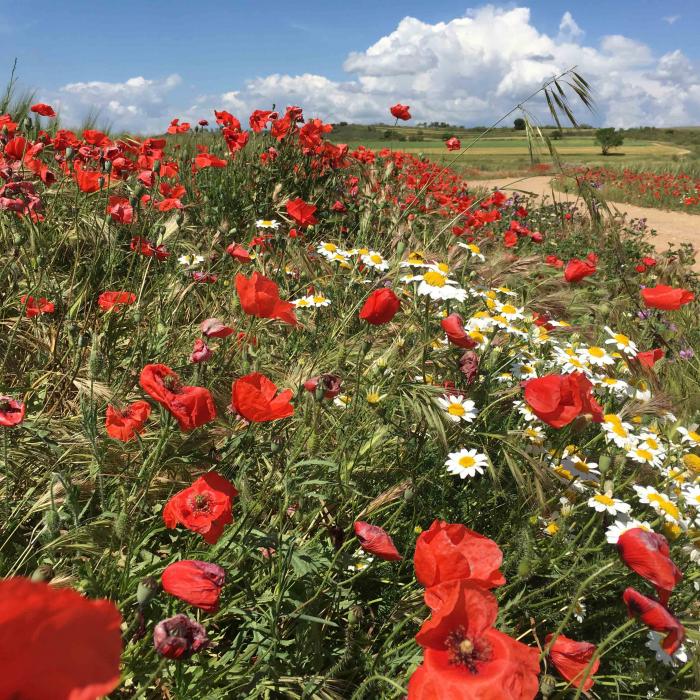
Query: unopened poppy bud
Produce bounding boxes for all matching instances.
[137,576,160,607]
[361,340,372,356]
[153,614,209,660]
[348,604,363,626]
[396,241,406,258]
[539,674,557,698]
[614,453,627,469]
[13,232,25,246]
[113,512,128,538]
[102,160,112,174]
[23,116,33,131]
[517,559,532,579]
[43,509,60,535]
[153,159,161,174]
[403,487,414,502]
[31,564,55,582]
[98,176,105,190]
[598,455,611,475]
[65,147,74,160]
[603,479,614,494]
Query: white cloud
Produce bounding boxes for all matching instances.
[663,15,680,25]
[47,6,700,131]
[558,11,584,41]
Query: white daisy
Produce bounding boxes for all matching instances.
[602,415,638,450]
[333,394,352,409]
[605,518,653,544]
[255,218,281,229]
[645,632,688,667]
[436,395,478,423]
[604,327,639,356]
[587,492,632,516]
[594,376,632,395]
[676,426,700,447]
[178,254,205,268]
[317,242,350,261]
[634,486,681,523]
[457,242,485,262]
[406,270,468,302]
[361,251,389,271]
[681,484,700,510]
[445,448,489,478]
[578,345,615,367]
[627,445,663,469]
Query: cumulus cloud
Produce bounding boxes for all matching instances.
[49,6,700,131]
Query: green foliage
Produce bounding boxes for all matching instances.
[596,128,625,155]
[514,118,526,130]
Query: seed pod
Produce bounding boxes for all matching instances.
[540,674,557,698]
[30,564,55,583]
[137,576,160,607]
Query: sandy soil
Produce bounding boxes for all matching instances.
[474,176,700,270]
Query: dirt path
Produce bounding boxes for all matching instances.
[473,176,700,270]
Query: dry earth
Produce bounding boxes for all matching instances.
[474,176,700,270]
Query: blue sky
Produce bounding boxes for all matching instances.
[3,2,699,130]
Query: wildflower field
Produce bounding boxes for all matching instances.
[1,86,700,699]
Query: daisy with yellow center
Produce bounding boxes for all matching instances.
[627,445,663,468]
[578,345,615,367]
[587,492,632,516]
[405,269,467,302]
[602,414,638,449]
[605,518,652,544]
[293,297,312,308]
[553,347,591,374]
[682,453,700,474]
[255,218,281,229]
[445,448,489,478]
[524,425,545,444]
[457,242,485,262]
[677,427,700,446]
[361,250,389,271]
[543,521,559,536]
[494,301,524,321]
[437,395,478,423]
[634,486,682,523]
[595,376,631,395]
[365,388,386,405]
[333,394,352,409]
[604,326,638,356]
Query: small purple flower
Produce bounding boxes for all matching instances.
[679,348,695,360]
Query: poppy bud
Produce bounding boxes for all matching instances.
[361,340,372,355]
[65,147,74,160]
[43,508,60,535]
[396,241,406,258]
[102,160,112,174]
[153,159,161,174]
[31,564,55,582]
[539,674,557,698]
[153,614,209,660]
[517,559,532,579]
[13,232,25,246]
[137,576,160,607]
[598,455,611,475]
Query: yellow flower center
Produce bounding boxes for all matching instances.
[688,431,700,442]
[448,404,466,417]
[648,494,680,520]
[468,244,480,254]
[501,304,517,315]
[313,296,326,304]
[613,333,630,345]
[366,392,381,405]
[644,438,660,450]
[459,455,476,468]
[370,254,383,264]
[323,243,337,252]
[612,425,628,438]
[588,346,605,358]
[635,449,654,462]
[594,494,616,507]
[682,454,700,472]
[423,271,447,287]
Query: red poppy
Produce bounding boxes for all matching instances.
[190,338,212,364]
[194,150,227,170]
[409,579,539,700]
[153,614,209,659]
[226,243,253,262]
[286,197,318,228]
[73,163,104,193]
[390,103,411,121]
[20,295,54,318]
[641,285,694,311]
[0,396,25,427]
[139,364,217,431]
[354,521,402,561]
[163,472,238,544]
[130,236,169,260]
[249,109,278,132]
[545,634,599,692]
[105,400,151,441]
[161,560,225,612]
[359,288,400,325]
[503,229,518,248]
[106,196,134,224]
[0,578,122,700]
[30,103,56,117]
[414,520,505,589]
[564,258,596,283]
[622,587,685,655]
[235,272,298,326]
[98,291,136,312]
[232,372,294,423]
[617,528,682,606]
[441,313,477,349]
[303,373,342,400]
[214,110,241,129]
[445,137,461,151]
[201,317,234,338]
[545,254,564,268]
[523,373,603,429]
[642,256,657,267]
[636,348,664,368]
